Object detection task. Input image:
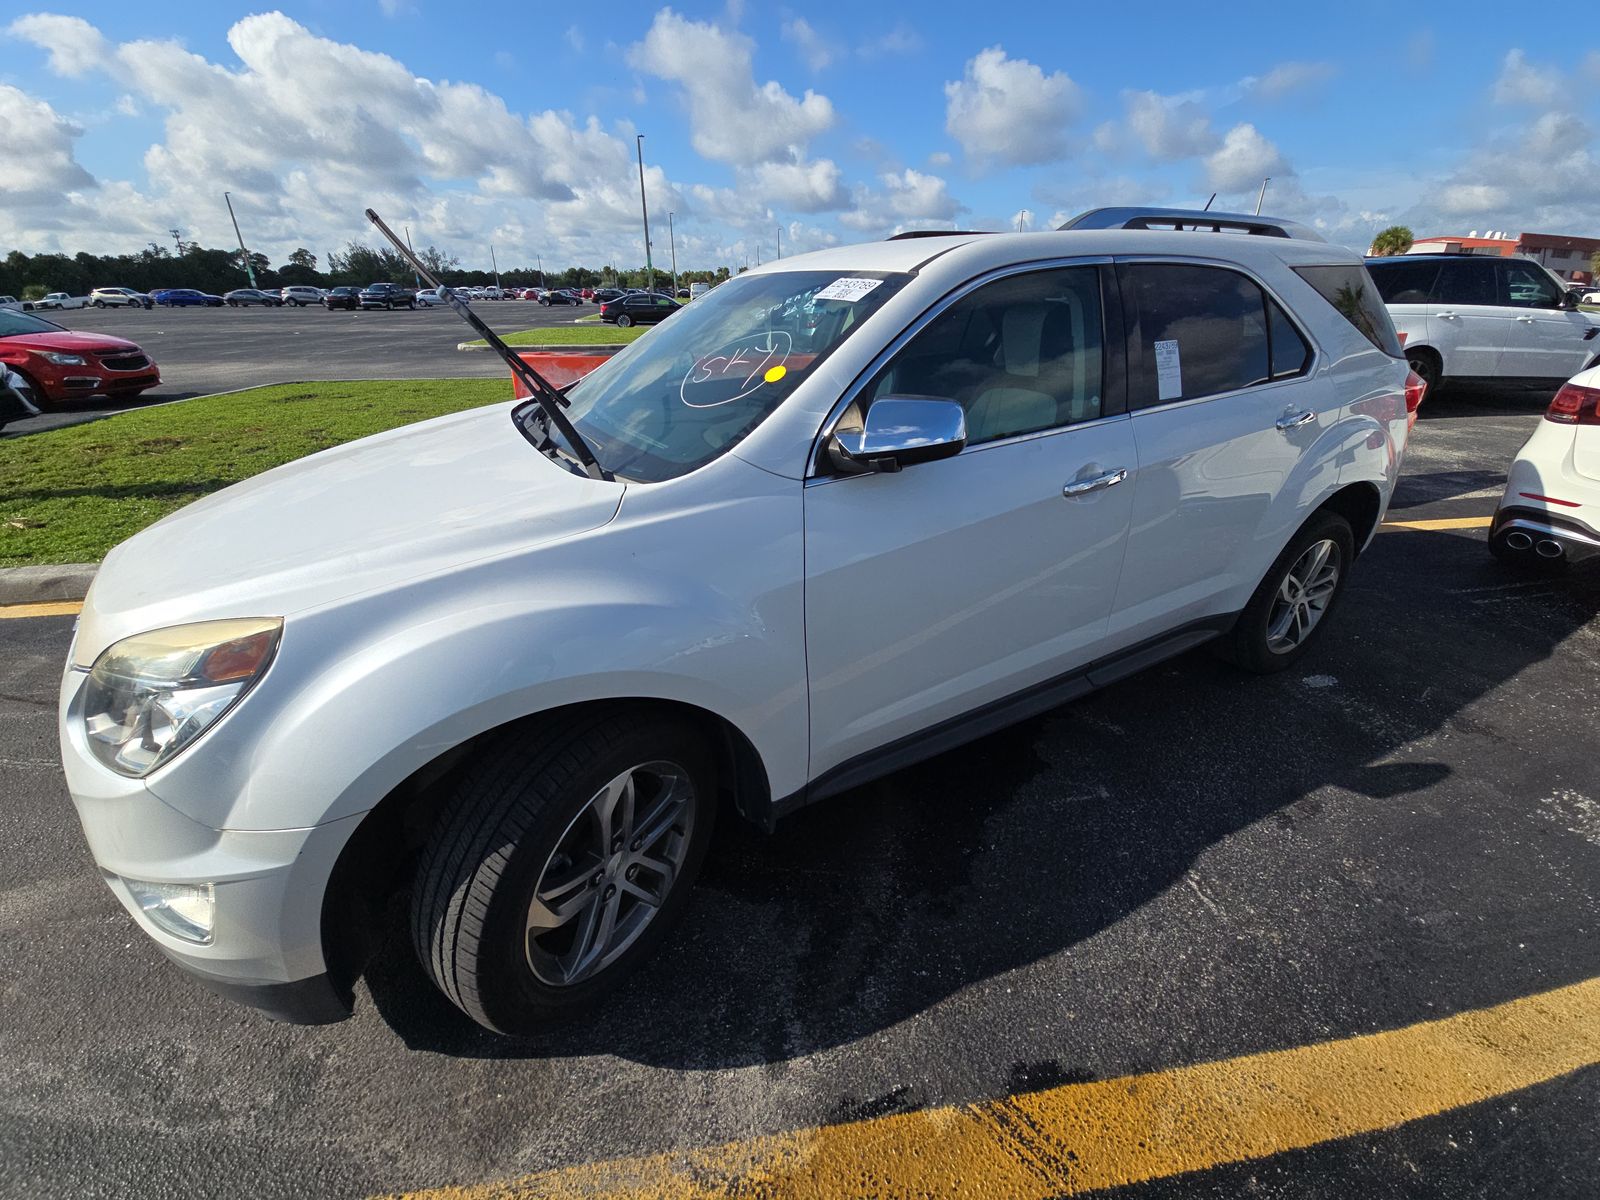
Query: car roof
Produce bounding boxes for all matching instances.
[1367,253,1540,266]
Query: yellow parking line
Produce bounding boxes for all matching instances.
[0,600,83,620]
[389,974,1600,1200]
[1382,515,1494,531]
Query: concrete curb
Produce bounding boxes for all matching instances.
[0,562,98,604]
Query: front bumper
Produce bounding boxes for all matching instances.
[59,667,362,1022]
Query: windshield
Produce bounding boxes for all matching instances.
[535,270,908,482]
[0,310,65,337]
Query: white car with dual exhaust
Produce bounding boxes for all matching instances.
[59,208,1420,1034]
[1491,363,1600,566]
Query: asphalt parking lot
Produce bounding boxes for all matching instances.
[1,383,1597,1198]
[3,301,581,436]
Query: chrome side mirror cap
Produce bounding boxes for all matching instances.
[828,397,967,475]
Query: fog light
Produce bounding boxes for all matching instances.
[123,878,215,944]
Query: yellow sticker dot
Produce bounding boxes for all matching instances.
[763,365,787,384]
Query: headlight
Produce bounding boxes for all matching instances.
[82,618,282,777]
[41,352,87,365]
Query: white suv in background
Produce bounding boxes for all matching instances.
[1367,254,1600,393]
[90,287,153,309]
[279,286,323,307]
[59,208,1418,1036]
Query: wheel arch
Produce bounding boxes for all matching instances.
[1316,480,1384,555]
[317,696,772,998]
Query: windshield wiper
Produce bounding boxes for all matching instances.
[364,208,613,482]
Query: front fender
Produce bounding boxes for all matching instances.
[145,476,807,832]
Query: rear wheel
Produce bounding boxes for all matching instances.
[616,313,633,328]
[1222,511,1354,674]
[412,709,716,1033]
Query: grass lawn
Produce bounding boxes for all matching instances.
[467,324,646,347]
[0,378,511,567]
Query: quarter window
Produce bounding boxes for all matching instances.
[856,266,1105,445]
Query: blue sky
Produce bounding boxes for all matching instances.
[3,1,1598,271]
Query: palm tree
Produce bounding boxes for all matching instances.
[1369,226,1414,257]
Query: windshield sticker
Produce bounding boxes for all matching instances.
[813,277,885,303]
[1154,339,1182,401]
[681,331,794,409]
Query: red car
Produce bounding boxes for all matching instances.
[0,308,160,405]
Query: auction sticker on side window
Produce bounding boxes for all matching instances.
[1154,339,1182,401]
[814,277,885,303]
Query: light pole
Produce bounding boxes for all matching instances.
[668,212,678,297]
[636,134,654,289]
[490,244,501,293]
[537,253,545,289]
[404,224,421,290]
[223,191,257,287]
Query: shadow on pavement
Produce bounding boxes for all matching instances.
[363,523,1600,1067]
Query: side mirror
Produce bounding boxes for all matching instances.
[828,396,967,475]
[1560,291,1581,310]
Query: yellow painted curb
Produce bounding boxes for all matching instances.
[388,975,1600,1199]
[0,600,83,620]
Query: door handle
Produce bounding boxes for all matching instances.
[1275,410,1316,431]
[1062,468,1127,497]
[1516,315,1536,323]
[1436,311,1459,319]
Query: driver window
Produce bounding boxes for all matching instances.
[1502,262,1563,309]
[857,266,1105,445]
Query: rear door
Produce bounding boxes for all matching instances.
[1108,260,1334,647]
[1427,258,1508,376]
[1498,260,1599,379]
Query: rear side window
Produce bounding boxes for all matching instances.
[1293,264,1403,357]
[1367,259,1443,304]
[1431,259,1498,308]
[1122,263,1313,406]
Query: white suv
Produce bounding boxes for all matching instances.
[58,209,1418,1034]
[279,286,323,307]
[89,286,153,309]
[1368,254,1600,393]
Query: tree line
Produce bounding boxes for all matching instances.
[0,240,733,299]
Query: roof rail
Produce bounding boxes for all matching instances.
[887,229,997,240]
[1058,207,1326,243]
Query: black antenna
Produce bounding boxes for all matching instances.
[364,208,611,481]
[1202,193,1217,212]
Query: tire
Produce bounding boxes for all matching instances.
[92,299,104,308]
[1221,510,1355,674]
[540,299,549,306]
[407,301,415,310]
[8,368,46,409]
[1406,348,1441,399]
[616,313,633,328]
[412,708,717,1034]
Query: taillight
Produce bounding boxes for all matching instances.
[1397,331,1408,347]
[1404,370,1427,414]
[1546,382,1600,425]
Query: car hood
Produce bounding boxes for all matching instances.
[75,401,624,663]
[2,331,141,354]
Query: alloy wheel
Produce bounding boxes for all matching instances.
[1266,538,1341,654]
[524,760,696,987]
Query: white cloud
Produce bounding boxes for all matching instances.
[1584,51,1600,84]
[743,157,847,212]
[944,47,1081,170]
[1492,49,1560,106]
[8,13,109,77]
[840,168,961,233]
[628,9,834,164]
[928,150,952,167]
[857,24,921,60]
[0,84,96,202]
[1249,61,1336,100]
[782,18,836,72]
[1124,89,1217,160]
[1204,123,1288,193]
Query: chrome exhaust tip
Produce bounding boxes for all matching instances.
[1505,531,1534,551]
[1536,539,1565,559]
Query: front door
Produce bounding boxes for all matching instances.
[804,264,1135,780]
[1498,260,1599,379]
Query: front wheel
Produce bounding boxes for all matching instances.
[1221,511,1354,674]
[92,299,104,308]
[615,313,633,328]
[411,709,716,1034]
